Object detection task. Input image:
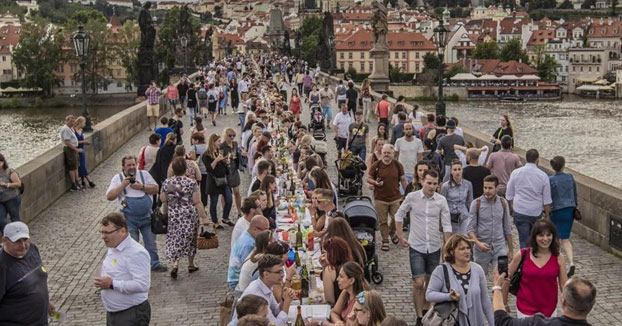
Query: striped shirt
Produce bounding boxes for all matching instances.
[145,87,161,105]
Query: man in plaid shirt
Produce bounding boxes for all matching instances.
[144,81,161,130]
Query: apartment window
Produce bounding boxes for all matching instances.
[117,81,123,88]
[580,67,583,72]
[415,52,420,59]
[340,62,344,69]
[116,69,122,77]
[369,62,373,71]
[56,65,64,73]
[416,63,420,72]
[402,52,406,59]
[394,52,398,59]
[402,62,407,70]
[1,56,5,62]
[348,62,352,69]
[340,52,344,59]
[70,64,77,73]
[360,62,365,71]
[348,52,353,59]
[360,52,365,59]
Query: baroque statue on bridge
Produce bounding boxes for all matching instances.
[371,1,388,49]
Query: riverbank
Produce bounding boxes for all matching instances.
[0,93,137,109]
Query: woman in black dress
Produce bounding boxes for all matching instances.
[202,134,234,228]
[491,114,514,151]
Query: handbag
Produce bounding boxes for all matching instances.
[213,172,228,187]
[151,202,168,234]
[219,292,235,326]
[421,264,459,326]
[450,213,461,224]
[197,224,219,250]
[509,248,527,296]
[573,207,582,221]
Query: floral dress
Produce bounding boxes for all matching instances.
[162,176,200,261]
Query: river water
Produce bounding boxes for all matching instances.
[0,106,126,168]
[418,96,622,188]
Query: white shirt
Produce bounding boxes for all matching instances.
[395,190,452,253]
[506,163,552,216]
[394,136,423,175]
[106,170,157,210]
[409,111,424,133]
[100,235,151,312]
[235,255,258,293]
[332,112,353,139]
[238,79,249,93]
[231,217,251,248]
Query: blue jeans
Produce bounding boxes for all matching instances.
[210,186,233,223]
[322,106,333,122]
[180,95,187,107]
[188,104,197,123]
[513,212,542,249]
[0,196,21,233]
[239,112,246,133]
[350,144,366,161]
[125,213,161,269]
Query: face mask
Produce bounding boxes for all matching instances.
[307,178,315,191]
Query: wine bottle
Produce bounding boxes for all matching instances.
[295,223,303,250]
[295,305,305,326]
[301,263,309,298]
[294,250,301,267]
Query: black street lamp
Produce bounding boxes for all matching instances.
[328,34,335,74]
[297,33,303,59]
[180,35,188,74]
[72,25,92,132]
[433,18,449,117]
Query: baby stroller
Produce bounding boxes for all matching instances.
[308,104,325,132]
[335,153,366,197]
[343,196,383,284]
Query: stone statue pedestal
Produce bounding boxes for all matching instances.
[369,47,390,93]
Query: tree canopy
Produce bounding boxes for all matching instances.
[500,39,529,63]
[472,40,499,59]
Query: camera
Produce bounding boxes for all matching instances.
[128,172,136,184]
[498,255,509,276]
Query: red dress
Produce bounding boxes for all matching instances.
[290,97,301,114]
[516,248,560,317]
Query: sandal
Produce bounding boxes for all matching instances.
[381,243,390,251]
[391,234,400,244]
[170,266,178,279]
[188,265,199,273]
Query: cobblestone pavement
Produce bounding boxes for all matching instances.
[26,100,622,326]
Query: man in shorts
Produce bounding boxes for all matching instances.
[144,81,161,131]
[395,169,452,326]
[60,115,83,191]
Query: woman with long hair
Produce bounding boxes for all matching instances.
[366,137,385,179]
[440,160,473,234]
[370,124,388,154]
[221,127,243,218]
[0,153,22,231]
[405,161,430,194]
[259,175,277,229]
[346,290,387,326]
[191,116,209,141]
[202,134,234,228]
[361,79,373,123]
[160,157,210,279]
[308,166,338,206]
[321,238,354,306]
[324,217,367,270]
[307,84,320,107]
[230,78,239,113]
[549,156,578,277]
[289,87,302,120]
[504,219,568,317]
[491,114,514,151]
[426,234,493,326]
[73,116,95,188]
[327,262,370,326]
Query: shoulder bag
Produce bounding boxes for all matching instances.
[421,264,459,326]
[509,248,527,296]
[151,200,168,234]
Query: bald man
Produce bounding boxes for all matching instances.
[227,215,270,289]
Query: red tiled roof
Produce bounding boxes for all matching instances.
[527,30,555,46]
[336,30,435,51]
[340,12,373,21]
[500,18,528,35]
[458,59,537,76]
[587,21,622,38]
[214,32,245,45]
[109,14,121,27]
[0,25,21,54]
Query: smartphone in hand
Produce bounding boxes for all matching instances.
[498,255,508,276]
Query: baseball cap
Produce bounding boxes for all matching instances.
[446,119,457,129]
[3,221,30,242]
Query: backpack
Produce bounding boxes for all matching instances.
[198,88,207,100]
[208,93,217,103]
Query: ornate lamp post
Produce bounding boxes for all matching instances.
[72,25,92,132]
[180,35,188,74]
[433,18,449,117]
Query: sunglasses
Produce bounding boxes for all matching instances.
[316,198,332,202]
[228,134,236,138]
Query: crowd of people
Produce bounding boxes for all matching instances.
[0,53,598,326]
